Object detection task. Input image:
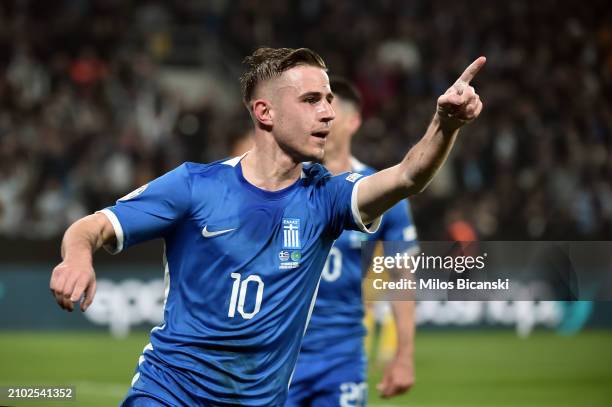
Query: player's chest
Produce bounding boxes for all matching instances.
[192,199,326,269]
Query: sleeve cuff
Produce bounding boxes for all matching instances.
[96,209,125,254]
[351,177,382,234]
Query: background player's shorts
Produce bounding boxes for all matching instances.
[287,352,367,407]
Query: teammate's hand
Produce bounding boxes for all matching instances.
[50,257,96,312]
[436,56,486,131]
[376,354,415,398]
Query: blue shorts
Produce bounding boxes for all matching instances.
[121,389,172,407]
[121,356,288,406]
[120,359,189,407]
[286,352,367,407]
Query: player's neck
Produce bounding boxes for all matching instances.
[241,148,302,192]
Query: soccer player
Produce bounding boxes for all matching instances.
[50,47,485,406]
[287,77,418,407]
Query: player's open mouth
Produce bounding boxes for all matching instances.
[311,130,329,139]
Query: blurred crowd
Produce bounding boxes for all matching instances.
[0,0,611,240]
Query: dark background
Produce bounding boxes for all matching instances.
[0,0,610,243]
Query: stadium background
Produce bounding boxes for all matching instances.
[0,0,611,406]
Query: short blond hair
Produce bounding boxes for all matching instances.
[240,47,327,108]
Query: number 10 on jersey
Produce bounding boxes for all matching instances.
[228,273,265,319]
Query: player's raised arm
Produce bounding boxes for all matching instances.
[357,57,486,224]
[49,213,116,312]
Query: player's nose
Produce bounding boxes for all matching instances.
[321,100,335,123]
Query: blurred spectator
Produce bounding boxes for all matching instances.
[0,0,610,240]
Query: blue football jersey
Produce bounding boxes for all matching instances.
[99,155,381,406]
[297,157,419,357]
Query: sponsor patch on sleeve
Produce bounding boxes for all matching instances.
[118,184,148,201]
[345,173,364,183]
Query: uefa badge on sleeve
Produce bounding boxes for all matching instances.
[345,173,363,183]
[118,184,148,201]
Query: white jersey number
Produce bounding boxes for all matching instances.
[321,246,343,282]
[339,382,367,407]
[228,273,264,319]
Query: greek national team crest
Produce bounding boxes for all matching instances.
[282,218,301,249]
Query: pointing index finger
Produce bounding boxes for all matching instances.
[457,56,486,84]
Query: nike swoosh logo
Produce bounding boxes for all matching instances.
[202,226,236,238]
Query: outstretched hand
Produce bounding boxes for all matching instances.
[436,56,486,131]
[50,258,96,312]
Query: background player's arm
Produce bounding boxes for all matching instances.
[49,213,116,312]
[378,300,416,398]
[357,57,485,224]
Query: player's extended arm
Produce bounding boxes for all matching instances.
[49,213,116,312]
[377,300,416,398]
[358,57,486,224]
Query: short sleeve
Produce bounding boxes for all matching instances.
[324,172,382,239]
[97,163,192,254]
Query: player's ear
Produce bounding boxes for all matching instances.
[252,99,274,127]
[347,112,362,135]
